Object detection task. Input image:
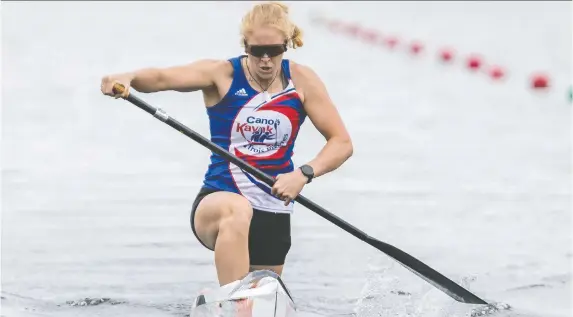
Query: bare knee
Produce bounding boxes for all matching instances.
[194,192,253,249]
[218,198,253,234]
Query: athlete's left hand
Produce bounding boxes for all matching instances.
[271,169,309,206]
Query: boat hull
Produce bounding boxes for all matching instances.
[190,270,297,317]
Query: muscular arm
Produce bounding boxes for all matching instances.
[129,59,227,93]
[293,64,353,178]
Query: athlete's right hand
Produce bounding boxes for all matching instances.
[100,73,135,99]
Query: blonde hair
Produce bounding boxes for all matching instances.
[240,1,304,49]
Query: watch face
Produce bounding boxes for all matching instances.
[301,165,313,176]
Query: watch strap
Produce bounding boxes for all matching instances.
[299,164,314,184]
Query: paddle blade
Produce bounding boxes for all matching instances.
[366,237,488,305]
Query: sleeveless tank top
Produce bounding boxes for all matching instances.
[201,55,307,213]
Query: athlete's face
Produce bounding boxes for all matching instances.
[244,26,286,80]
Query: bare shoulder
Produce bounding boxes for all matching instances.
[210,59,234,75]
[288,61,329,104]
[202,58,234,84]
[159,58,233,93]
[289,61,322,86]
[288,60,350,143]
[187,58,232,76]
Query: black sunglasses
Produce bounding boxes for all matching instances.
[244,42,288,58]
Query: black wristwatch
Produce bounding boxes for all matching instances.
[299,164,314,184]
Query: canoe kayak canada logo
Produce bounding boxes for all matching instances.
[233,107,292,157]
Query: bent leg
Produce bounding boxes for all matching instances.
[193,191,253,286]
[247,210,291,277]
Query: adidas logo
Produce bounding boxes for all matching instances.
[234,88,248,97]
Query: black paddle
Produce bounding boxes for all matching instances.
[111,83,488,305]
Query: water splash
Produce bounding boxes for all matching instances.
[64,297,127,307]
[469,302,512,317]
[353,260,512,317]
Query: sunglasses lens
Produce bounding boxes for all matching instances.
[248,45,285,58]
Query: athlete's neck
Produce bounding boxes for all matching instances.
[243,57,282,92]
[252,74,277,89]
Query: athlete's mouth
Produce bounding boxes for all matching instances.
[260,66,272,72]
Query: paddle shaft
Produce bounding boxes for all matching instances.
[111,84,488,305]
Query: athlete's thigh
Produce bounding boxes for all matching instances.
[250,265,284,276]
[193,191,252,249]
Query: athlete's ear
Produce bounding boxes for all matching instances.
[243,39,249,52]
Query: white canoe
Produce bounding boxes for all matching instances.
[190,270,297,317]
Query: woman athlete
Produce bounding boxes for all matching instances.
[100,2,353,287]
